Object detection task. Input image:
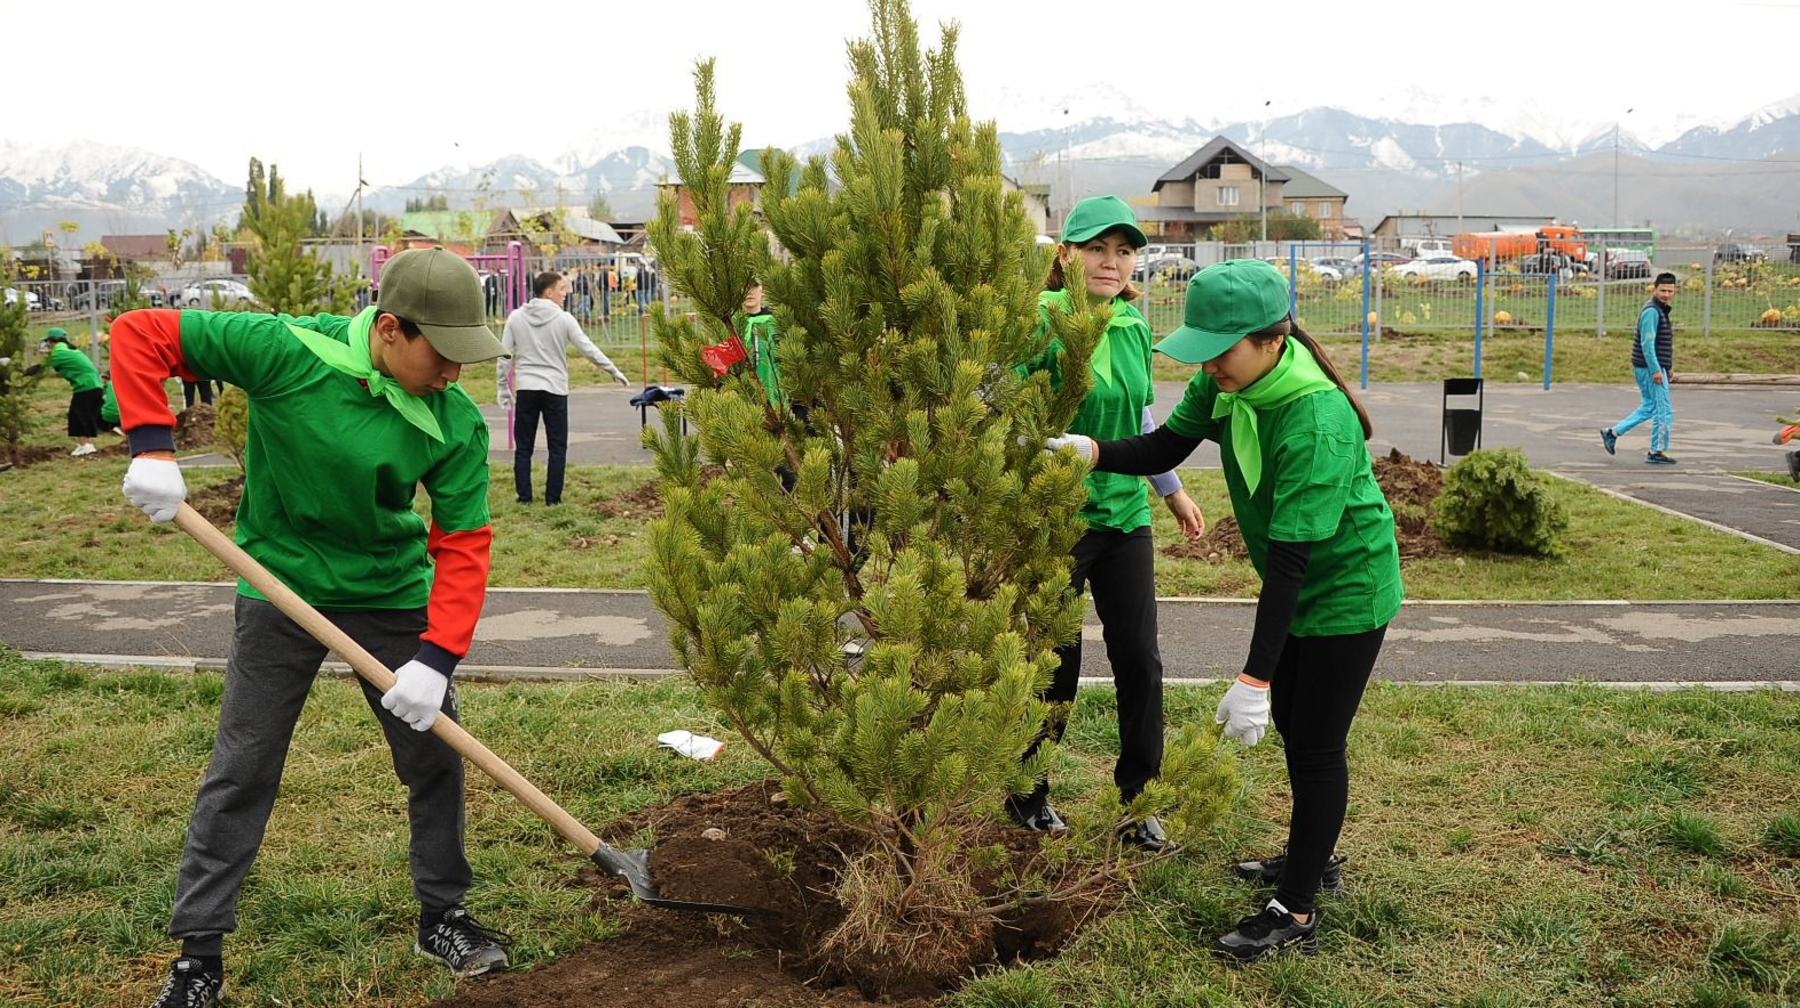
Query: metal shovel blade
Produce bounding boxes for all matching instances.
[590,842,758,915]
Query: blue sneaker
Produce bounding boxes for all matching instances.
[1645,451,1677,465]
[1599,428,1617,455]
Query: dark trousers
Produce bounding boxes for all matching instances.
[1029,526,1165,802]
[512,389,569,504]
[168,597,470,950]
[183,380,214,408]
[1269,624,1387,915]
[67,387,103,437]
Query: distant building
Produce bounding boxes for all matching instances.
[1139,137,1289,241]
[1370,214,1553,246]
[660,156,765,229]
[1272,167,1350,241]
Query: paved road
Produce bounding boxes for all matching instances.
[6,580,1796,685]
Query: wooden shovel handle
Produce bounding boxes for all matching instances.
[172,502,603,858]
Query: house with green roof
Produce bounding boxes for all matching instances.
[1274,166,1353,240]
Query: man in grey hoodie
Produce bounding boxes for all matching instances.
[498,271,631,505]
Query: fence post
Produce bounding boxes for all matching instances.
[1703,251,1715,338]
[1596,237,1607,337]
[1473,258,1485,379]
[1544,273,1557,390]
[1359,240,1371,389]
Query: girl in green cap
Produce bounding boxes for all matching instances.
[1049,257,1401,961]
[25,328,105,456]
[1014,195,1204,851]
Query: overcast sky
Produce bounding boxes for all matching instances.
[13,0,1800,195]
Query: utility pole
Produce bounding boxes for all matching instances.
[1455,161,1464,233]
[1258,100,1271,245]
[356,153,366,266]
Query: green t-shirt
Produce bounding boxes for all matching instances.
[1021,292,1157,533]
[48,344,103,392]
[179,310,492,610]
[1164,370,1402,636]
[100,381,119,425]
[739,311,781,407]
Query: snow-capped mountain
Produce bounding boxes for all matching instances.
[0,139,240,242]
[1658,91,1800,161]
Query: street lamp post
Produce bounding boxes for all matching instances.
[1258,100,1271,244]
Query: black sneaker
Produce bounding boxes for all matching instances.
[1213,902,1320,963]
[1786,451,1800,482]
[1232,851,1346,892]
[148,958,222,1008]
[1004,795,1068,833]
[1645,451,1677,465]
[1119,815,1171,853]
[417,908,511,978]
[1599,427,1617,455]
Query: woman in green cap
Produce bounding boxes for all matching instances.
[1048,257,1401,962]
[1014,195,1204,851]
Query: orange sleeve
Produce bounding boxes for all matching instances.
[415,521,493,673]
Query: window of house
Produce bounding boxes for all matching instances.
[1289,202,1305,216]
[1318,202,1333,218]
[1218,185,1239,207]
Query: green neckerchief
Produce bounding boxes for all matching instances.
[1038,290,1138,389]
[1211,337,1336,495]
[285,307,444,443]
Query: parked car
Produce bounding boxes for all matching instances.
[1714,243,1766,264]
[2,287,40,311]
[1599,252,1652,280]
[179,279,255,307]
[1516,253,1589,278]
[1143,255,1199,281]
[1263,257,1341,283]
[1353,251,1413,268]
[71,281,126,311]
[1310,256,1359,276]
[1392,255,1479,282]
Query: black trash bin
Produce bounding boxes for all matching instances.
[1441,378,1483,464]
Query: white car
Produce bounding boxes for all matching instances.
[3,287,41,310]
[179,279,255,308]
[1393,255,1478,282]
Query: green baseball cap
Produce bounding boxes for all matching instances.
[44,327,69,343]
[1154,259,1291,364]
[376,247,507,363]
[1060,195,1147,248]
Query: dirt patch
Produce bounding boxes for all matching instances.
[3,444,63,468]
[592,478,665,520]
[173,402,216,451]
[429,781,1113,1007]
[187,475,243,528]
[1160,448,1449,563]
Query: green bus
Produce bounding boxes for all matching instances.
[1581,227,1656,256]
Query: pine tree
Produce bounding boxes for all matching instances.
[241,161,366,316]
[0,275,45,466]
[644,0,1234,983]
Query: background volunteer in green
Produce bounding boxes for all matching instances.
[112,248,516,1007]
[24,326,104,456]
[1049,258,1401,962]
[1013,196,1203,851]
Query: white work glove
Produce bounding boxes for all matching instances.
[381,660,448,732]
[613,372,631,387]
[1044,432,1095,461]
[122,455,188,523]
[497,390,512,410]
[1215,677,1272,747]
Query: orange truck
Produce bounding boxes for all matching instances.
[1452,225,1587,263]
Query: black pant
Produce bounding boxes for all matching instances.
[512,390,569,504]
[1269,624,1386,915]
[1029,526,1165,802]
[183,380,214,408]
[67,387,103,437]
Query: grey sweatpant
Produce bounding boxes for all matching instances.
[168,596,471,947]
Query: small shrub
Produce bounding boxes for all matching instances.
[1763,813,1800,857]
[1429,448,1569,557]
[1662,810,1728,858]
[214,386,247,472]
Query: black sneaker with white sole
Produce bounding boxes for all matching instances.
[1232,850,1346,892]
[1213,902,1320,963]
[147,957,223,1008]
[417,908,511,978]
[1004,794,1068,832]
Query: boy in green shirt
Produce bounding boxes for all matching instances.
[112,248,514,1007]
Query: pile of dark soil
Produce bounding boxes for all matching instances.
[1160,448,1449,563]
[430,781,1111,1007]
[187,475,244,528]
[592,478,665,520]
[173,402,216,451]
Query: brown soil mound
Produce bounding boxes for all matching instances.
[592,478,665,519]
[4,445,63,468]
[1160,448,1449,563]
[430,781,1112,1007]
[173,402,216,451]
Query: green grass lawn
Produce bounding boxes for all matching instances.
[2,653,1795,1007]
[1732,470,1800,489]
[5,454,1797,601]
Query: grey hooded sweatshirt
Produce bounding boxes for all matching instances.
[497,298,629,397]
